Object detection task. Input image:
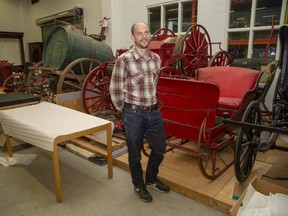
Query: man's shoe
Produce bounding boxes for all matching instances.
[146,179,170,193]
[134,184,153,202]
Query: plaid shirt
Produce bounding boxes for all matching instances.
[109,46,161,111]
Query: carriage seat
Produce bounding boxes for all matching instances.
[196,66,261,118]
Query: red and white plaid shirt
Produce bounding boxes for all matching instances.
[109,46,161,111]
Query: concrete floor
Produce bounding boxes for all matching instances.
[0,146,226,216]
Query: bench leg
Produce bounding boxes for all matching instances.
[106,124,113,178]
[5,135,13,157]
[52,145,62,203]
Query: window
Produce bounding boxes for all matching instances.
[148,1,197,35]
[228,31,249,59]
[228,0,286,60]
[229,1,252,28]
[252,29,279,59]
[182,1,197,32]
[148,7,161,34]
[255,0,282,26]
[165,4,178,32]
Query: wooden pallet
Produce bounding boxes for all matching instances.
[66,133,127,159]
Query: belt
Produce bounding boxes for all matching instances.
[124,103,158,112]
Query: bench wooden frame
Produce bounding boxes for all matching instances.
[0,102,113,203]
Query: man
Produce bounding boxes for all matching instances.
[109,22,170,202]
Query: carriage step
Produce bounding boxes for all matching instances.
[258,132,278,152]
[258,140,275,152]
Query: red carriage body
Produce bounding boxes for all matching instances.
[155,67,261,179]
[81,25,261,180]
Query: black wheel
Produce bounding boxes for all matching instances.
[234,101,262,182]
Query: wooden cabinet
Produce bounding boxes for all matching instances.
[28,42,43,63]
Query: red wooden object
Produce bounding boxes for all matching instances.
[0,60,13,85]
[154,66,261,179]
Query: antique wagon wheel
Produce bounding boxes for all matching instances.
[180,24,212,77]
[159,66,183,78]
[26,61,56,103]
[208,50,233,67]
[3,72,26,92]
[82,62,115,115]
[151,28,176,41]
[234,101,261,182]
[56,57,102,94]
[197,118,235,180]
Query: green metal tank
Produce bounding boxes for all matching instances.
[42,26,114,73]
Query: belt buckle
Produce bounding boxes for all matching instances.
[143,106,152,112]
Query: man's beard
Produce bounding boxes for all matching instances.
[135,39,150,49]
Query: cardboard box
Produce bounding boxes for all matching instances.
[229,177,288,216]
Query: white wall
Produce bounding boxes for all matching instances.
[197,0,228,51]
[0,0,26,64]
[0,0,25,32]
[0,0,229,63]
[26,0,103,41]
[0,0,105,62]
[116,0,229,53]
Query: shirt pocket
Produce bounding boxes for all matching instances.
[130,69,144,86]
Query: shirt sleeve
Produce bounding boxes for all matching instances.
[109,57,126,111]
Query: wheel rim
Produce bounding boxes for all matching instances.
[82,63,114,115]
[160,66,183,78]
[198,120,235,180]
[235,101,261,182]
[26,62,56,103]
[208,51,233,67]
[56,58,102,94]
[3,73,26,92]
[141,143,151,157]
[181,24,212,77]
[151,28,176,41]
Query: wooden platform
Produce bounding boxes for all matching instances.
[113,135,288,214]
[60,132,288,214]
[1,129,287,213]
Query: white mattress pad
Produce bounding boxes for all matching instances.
[0,102,113,151]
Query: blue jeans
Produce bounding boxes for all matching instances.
[123,107,166,187]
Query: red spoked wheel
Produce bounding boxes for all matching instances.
[197,119,236,179]
[26,61,56,103]
[181,24,212,77]
[151,28,176,41]
[3,72,26,92]
[2,64,25,92]
[160,66,184,78]
[82,62,115,115]
[208,50,233,67]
